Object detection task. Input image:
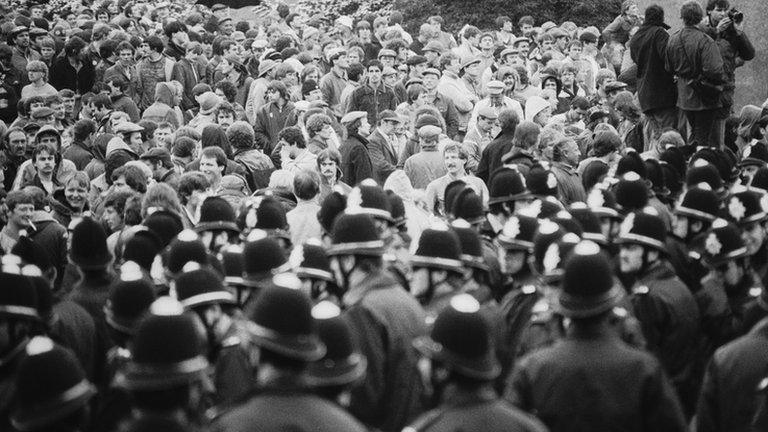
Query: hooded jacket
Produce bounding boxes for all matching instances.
[630,20,678,113]
[141,82,181,128]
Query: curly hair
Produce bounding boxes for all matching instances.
[305,113,333,137]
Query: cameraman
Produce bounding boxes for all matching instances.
[703,0,755,147]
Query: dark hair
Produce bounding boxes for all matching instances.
[178,172,210,205]
[64,36,87,58]
[105,150,136,185]
[164,20,188,39]
[103,189,134,215]
[6,189,34,212]
[91,94,113,110]
[267,81,289,101]
[214,80,237,103]
[106,76,130,92]
[518,15,535,26]
[73,119,97,142]
[347,62,366,82]
[681,1,704,26]
[172,137,197,159]
[366,59,383,71]
[201,124,232,158]
[145,35,165,53]
[112,165,148,193]
[278,126,306,149]
[99,39,119,59]
[33,142,57,160]
[706,0,729,11]
[201,146,227,167]
[293,169,320,200]
[571,96,590,111]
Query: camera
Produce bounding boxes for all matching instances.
[728,8,744,24]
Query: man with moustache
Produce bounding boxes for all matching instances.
[424,143,488,216]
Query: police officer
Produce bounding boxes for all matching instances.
[212,276,367,432]
[173,262,255,406]
[409,221,466,318]
[698,219,764,351]
[484,167,532,238]
[10,336,96,432]
[506,240,688,431]
[0,255,40,431]
[696,309,768,432]
[114,297,211,431]
[616,207,701,416]
[194,196,241,253]
[240,229,291,307]
[91,261,156,432]
[290,238,343,304]
[669,184,719,292]
[327,212,426,432]
[306,301,367,406]
[406,294,547,432]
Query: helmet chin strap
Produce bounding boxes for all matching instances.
[417,269,438,306]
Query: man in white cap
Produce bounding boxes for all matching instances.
[467,80,523,135]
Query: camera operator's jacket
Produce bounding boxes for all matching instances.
[700,19,755,110]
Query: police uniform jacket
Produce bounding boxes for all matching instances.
[405,384,547,432]
[506,326,688,432]
[628,261,701,411]
[696,317,768,432]
[213,382,368,432]
[343,269,427,432]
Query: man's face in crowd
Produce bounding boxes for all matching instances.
[368,65,383,86]
[103,206,122,231]
[358,27,371,40]
[569,45,582,60]
[9,202,34,227]
[52,102,65,120]
[520,23,534,36]
[217,111,234,129]
[443,150,464,175]
[38,133,58,147]
[348,51,361,65]
[119,49,134,63]
[138,42,149,57]
[477,115,497,133]
[127,132,143,148]
[517,41,530,57]
[219,20,234,35]
[422,73,439,91]
[27,69,44,84]
[716,260,744,286]
[556,36,568,51]
[383,72,398,87]
[154,127,172,144]
[742,221,766,256]
[306,89,323,102]
[319,157,337,179]
[561,140,581,166]
[479,36,494,50]
[112,175,130,191]
[380,55,395,68]
[200,156,222,177]
[65,181,88,209]
[541,39,554,52]
[335,53,350,69]
[14,31,30,49]
[358,118,371,137]
[66,14,78,28]
[266,88,281,103]
[34,150,55,175]
[40,46,55,60]
[498,248,526,275]
[619,244,644,273]
[7,131,27,157]
[97,12,109,23]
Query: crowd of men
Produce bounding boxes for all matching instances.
[0,0,766,430]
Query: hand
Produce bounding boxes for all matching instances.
[717,17,732,34]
